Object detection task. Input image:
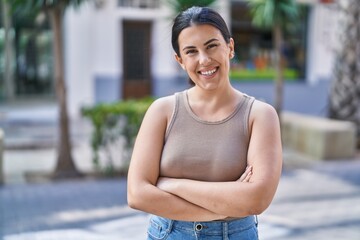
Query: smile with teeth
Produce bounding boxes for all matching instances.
[200,68,218,76]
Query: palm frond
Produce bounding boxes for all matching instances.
[245,0,299,29]
[165,0,217,14]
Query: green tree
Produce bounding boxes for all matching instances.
[245,0,298,116]
[8,0,88,178]
[328,0,360,145]
[166,0,217,14]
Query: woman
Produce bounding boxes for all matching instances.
[127,6,282,240]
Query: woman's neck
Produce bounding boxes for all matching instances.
[186,85,242,121]
[189,84,237,106]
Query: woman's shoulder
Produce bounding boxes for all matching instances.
[252,98,276,113]
[146,94,177,119]
[150,94,176,109]
[237,92,276,116]
[249,99,279,126]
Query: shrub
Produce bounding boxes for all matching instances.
[81,97,154,175]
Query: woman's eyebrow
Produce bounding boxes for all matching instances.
[182,45,196,51]
[182,38,220,51]
[204,38,219,46]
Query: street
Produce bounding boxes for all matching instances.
[1,155,360,240]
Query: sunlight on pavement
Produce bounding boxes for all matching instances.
[4,213,290,240]
[4,215,149,240]
[48,206,136,224]
[5,229,123,240]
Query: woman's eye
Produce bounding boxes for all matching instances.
[186,49,197,55]
[207,44,218,49]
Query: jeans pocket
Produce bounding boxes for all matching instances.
[249,225,259,240]
[147,216,172,240]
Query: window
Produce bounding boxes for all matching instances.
[118,0,160,8]
[230,1,309,81]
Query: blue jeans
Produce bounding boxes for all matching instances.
[147,215,258,240]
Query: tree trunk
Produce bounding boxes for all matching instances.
[48,7,81,178]
[2,0,15,99]
[328,0,360,145]
[273,24,284,118]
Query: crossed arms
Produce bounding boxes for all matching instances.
[127,96,282,221]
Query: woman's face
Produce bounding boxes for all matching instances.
[175,24,234,91]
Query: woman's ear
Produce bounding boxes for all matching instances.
[229,38,235,59]
[175,54,186,70]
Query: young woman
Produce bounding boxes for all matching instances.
[127,6,282,240]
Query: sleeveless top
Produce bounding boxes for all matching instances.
[160,90,255,182]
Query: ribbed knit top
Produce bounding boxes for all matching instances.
[160,90,255,182]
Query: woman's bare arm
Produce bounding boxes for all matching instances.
[156,100,282,217]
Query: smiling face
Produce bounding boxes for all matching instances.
[175,24,234,91]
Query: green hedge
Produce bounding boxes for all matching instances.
[230,68,298,81]
[81,97,154,175]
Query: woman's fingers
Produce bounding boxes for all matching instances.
[238,166,252,182]
[243,168,252,182]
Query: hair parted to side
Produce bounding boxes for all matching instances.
[171,6,231,85]
[171,6,231,57]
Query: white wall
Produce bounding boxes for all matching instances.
[151,9,178,78]
[306,3,339,85]
[64,0,180,118]
[216,0,231,28]
[64,1,95,118]
[92,0,120,76]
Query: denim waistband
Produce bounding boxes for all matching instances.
[151,215,257,235]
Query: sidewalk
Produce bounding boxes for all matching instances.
[1,104,360,239]
[2,155,360,240]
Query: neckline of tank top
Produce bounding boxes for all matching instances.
[183,90,248,125]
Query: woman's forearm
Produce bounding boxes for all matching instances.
[128,181,226,221]
[157,177,272,218]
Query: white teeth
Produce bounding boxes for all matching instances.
[201,68,217,76]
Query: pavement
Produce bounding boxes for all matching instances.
[1,102,360,240]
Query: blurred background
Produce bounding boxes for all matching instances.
[0,0,359,239]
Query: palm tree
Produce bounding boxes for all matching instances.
[166,0,217,14]
[245,0,298,116]
[2,0,15,100]
[328,0,360,145]
[8,0,88,178]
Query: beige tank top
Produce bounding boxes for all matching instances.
[160,90,255,182]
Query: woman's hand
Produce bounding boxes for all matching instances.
[238,166,253,182]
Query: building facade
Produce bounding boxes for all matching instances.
[0,0,338,118]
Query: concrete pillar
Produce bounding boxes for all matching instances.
[281,112,357,160]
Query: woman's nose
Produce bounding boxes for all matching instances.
[199,52,211,66]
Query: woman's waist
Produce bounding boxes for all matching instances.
[151,215,257,232]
